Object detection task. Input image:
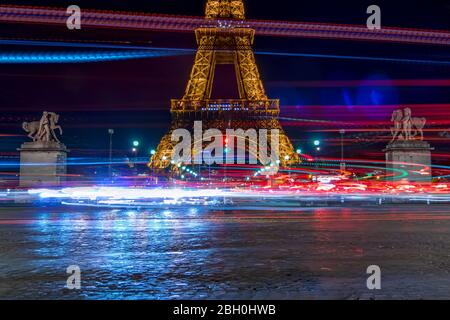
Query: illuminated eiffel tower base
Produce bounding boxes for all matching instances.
[149,0,299,172]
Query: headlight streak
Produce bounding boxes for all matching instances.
[3,157,450,183]
[19,186,450,209]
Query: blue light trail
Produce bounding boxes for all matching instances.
[1,40,449,65]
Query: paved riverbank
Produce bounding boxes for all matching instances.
[1,205,449,299]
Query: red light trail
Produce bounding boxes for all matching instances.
[280,104,450,127]
[269,79,450,88]
[0,5,449,46]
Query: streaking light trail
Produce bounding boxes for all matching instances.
[1,5,449,46]
[1,41,449,65]
[17,186,450,209]
[29,187,228,200]
[0,49,190,63]
[257,51,450,66]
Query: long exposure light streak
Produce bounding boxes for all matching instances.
[18,187,450,210]
[4,155,450,182]
[0,49,190,63]
[1,44,449,65]
[0,5,449,46]
[269,79,450,88]
[256,51,450,66]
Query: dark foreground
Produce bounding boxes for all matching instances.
[1,205,450,300]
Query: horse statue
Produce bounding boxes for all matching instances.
[22,111,63,142]
[411,117,426,140]
[390,107,426,143]
[48,112,63,142]
[22,121,41,141]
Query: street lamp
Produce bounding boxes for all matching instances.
[313,140,321,168]
[284,155,290,178]
[296,149,302,163]
[339,129,346,171]
[130,146,139,186]
[108,129,114,181]
[149,149,156,185]
[131,141,140,171]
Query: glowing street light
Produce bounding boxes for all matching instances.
[150,149,156,155]
[313,140,321,169]
[284,155,291,178]
[133,140,140,147]
[296,149,302,154]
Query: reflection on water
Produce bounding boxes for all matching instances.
[1,205,450,299]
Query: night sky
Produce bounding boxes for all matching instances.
[0,0,449,165]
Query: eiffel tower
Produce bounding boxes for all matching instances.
[150,0,299,171]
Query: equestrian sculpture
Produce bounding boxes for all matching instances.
[22,111,63,143]
[390,107,426,143]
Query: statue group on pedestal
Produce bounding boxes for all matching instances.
[22,111,63,143]
[390,107,426,143]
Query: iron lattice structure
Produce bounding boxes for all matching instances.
[150,0,299,170]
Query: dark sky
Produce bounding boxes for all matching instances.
[0,0,449,162]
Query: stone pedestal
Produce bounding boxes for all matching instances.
[384,140,433,183]
[18,141,69,187]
